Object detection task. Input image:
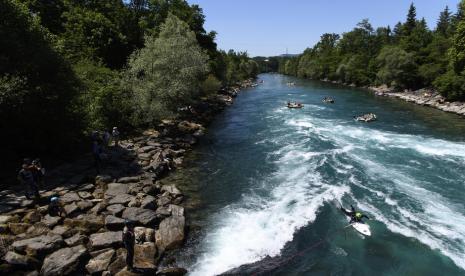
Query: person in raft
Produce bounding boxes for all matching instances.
[341,205,370,223]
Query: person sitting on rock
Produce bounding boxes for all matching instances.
[48,197,65,217]
[122,220,136,271]
[18,158,40,199]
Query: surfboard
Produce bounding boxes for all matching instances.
[351,221,371,236]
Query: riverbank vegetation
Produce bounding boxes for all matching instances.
[276,2,465,102]
[0,0,258,173]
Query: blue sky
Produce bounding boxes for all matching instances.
[187,0,460,57]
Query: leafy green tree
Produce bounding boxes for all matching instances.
[60,4,129,68]
[376,46,418,88]
[125,13,208,125]
[74,60,131,130]
[0,0,83,170]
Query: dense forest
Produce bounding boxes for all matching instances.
[272,2,465,101]
[0,0,258,174]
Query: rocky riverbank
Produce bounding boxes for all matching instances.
[0,79,258,276]
[369,85,465,116]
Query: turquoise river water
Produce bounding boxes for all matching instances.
[170,74,465,276]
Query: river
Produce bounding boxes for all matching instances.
[169,73,465,275]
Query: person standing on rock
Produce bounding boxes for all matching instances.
[112,127,120,147]
[17,158,39,199]
[92,138,103,174]
[122,220,136,271]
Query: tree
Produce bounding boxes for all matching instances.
[125,13,208,125]
[376,46,418,88]
[405,3,417,36]
[436,6,452,36]
[0,0,83,172]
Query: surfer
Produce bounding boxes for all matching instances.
[341,205,369,223]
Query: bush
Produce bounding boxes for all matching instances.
[201,74,222,96]
[433,71,465,100]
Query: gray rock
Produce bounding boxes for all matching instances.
[65,234,88,247]
[134,242,157,269]
[51,225,75,238]
[107,204,126,216]
[63,214,104,234]
[155,216,185,252]
[8,223,30,235]
[12,234,63,257]
[77,183,95,192]
[122,208,157,226]
[40,245,87,276]
[86,249,115,275]
[60,192,81,204]
[155,206,171,219]
[108,194,134,205]
[117,176,140,183]
[127,197,140,208]
[78,191,93,200]
[127,183,144,195]
[64,203,80,216]
[140,195,156,210]
[0,215,16,224]
[89,231,123,250]
[89,202,107,215]
[169,205,184,217]
[105,215,126,230]
[156,267,187,276]
[108,249,126,275]
[156,194,171,207]
[77,200,94,211]
[161,185,182,196]
[4,251,39,268]
[105,183,129,197]
[41,215,62,228]
[26,222,50,237]
[23,210,42,224]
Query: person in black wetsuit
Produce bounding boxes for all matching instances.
[122,220,135,271]
[341,205,369,223]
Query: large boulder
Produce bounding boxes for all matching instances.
[108,194,134,205]
[4,251,39,268]
[107,249,126,275]
[105,183,129,198]
[134,242,157,269]
[155,216,185,252]
[12,234,63,257]
[77,200,94,211]
[122,208,157,226]
[8,223,30,235]
[64,203,80,217]
[106,204,126,217]
[41,215,62,228]
[89,231,122,250]
[86,249,115,275]
[60,192,81,204]
[140,195,156,210]
[105,215,126,231]
[63,214,104,234]
[23,211,42,224]
[65,234,88,247]
[40,245,88,276]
